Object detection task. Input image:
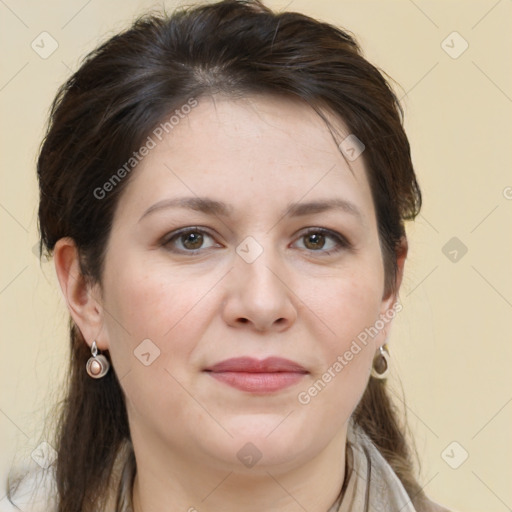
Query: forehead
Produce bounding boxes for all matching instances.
[114,93,376,225]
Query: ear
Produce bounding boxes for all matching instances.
[53,237,108,351]
[377,236,408,342]
[390,236,408,297]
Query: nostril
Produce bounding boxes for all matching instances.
[238,318,249,323]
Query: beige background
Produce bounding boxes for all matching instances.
[1,1,511,511]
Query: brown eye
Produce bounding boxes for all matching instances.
[180,232,204,250]
[163,227,219,253]
[303,232,326,250]
[293,228,349,255]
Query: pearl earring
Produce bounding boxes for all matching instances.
[86,341,110,379]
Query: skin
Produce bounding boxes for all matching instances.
[54,94,406,512]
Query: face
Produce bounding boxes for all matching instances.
[94,94,397,474]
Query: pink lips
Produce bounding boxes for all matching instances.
[204,357,308,393]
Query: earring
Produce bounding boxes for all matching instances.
[371,344,390,379]
[86,341,110,379]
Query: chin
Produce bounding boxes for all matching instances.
[207,413,317,470]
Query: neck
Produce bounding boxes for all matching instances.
[130,428,348,512]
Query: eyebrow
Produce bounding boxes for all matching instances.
[138,196,363,223]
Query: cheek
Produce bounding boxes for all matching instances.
[105,254,215,329]
[294,274,383,427]
[101,262,216,428]
[298,259,385,384]
[304,262,385,344]
[101,259,212,373]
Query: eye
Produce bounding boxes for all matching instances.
[162,227,220,253]
[293,228,349,255]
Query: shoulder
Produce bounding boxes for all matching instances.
[1,466,57,512]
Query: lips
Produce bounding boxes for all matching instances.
[204,357,308,393]
[205,356,307,373]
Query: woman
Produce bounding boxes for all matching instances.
[7,0,452,510]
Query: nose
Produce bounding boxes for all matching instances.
[221,249,298,333]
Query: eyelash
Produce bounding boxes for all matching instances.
[161,226,351,255]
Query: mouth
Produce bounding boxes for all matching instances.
[203,357,308,393]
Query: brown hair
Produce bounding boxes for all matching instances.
[16,1,428,510]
